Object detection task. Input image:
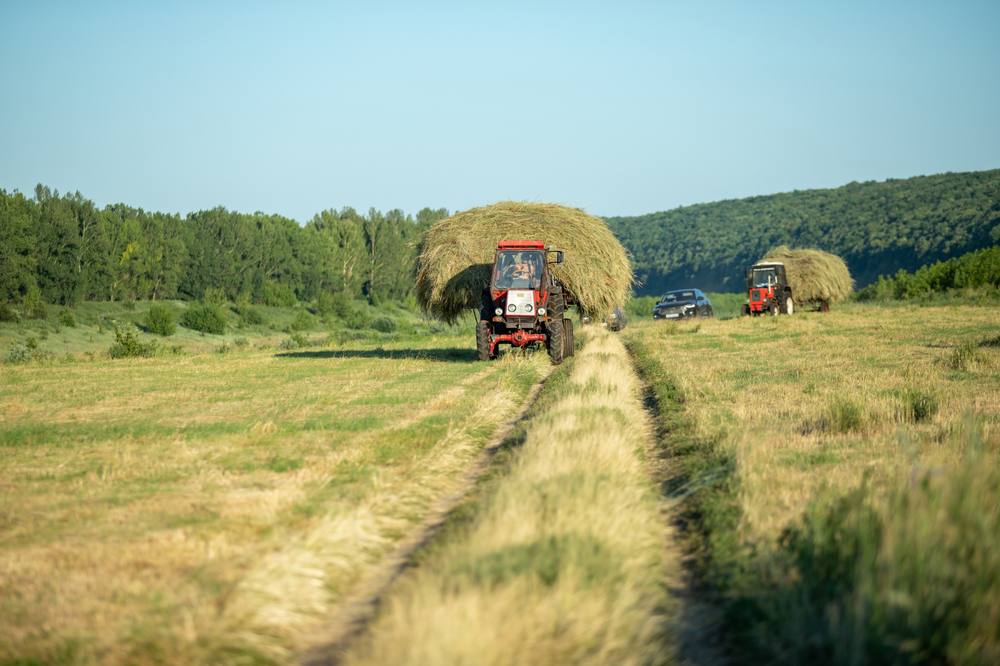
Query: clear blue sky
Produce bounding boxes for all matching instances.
[2,1,998,222]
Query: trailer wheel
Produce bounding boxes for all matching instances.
[546,318,565,365]
[820,300,830,313]
[783,296,794,315]
[562,318,575,357]
[476,320,494,361]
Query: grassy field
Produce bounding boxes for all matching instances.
[625,302,1000,663]
[342,329,677,665]
[0,318,545,664]
[3,297,998,664]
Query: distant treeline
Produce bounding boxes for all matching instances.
[856,246,1000,301]
[607,169,1000,295]
[0,185,448,306]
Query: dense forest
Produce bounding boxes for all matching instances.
[3,170,999,309]
[0,184,447,307]
[608,170,1000,295]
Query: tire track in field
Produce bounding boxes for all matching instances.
[298,372,550,666]
[321,331,684,666]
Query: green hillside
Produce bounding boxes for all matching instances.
[607,170,1000,295]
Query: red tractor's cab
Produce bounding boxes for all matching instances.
[478,241,575,364]
[743,261,794,316]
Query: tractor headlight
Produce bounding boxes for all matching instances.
[508,304,516,313]
[524,304,532,312]
[495,307,503,316]
[537,307,546,316]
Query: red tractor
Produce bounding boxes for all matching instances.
[742,260,795,316]
[477,240,575,364]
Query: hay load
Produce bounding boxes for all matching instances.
[416,201,633,321]
[761,246,854,304]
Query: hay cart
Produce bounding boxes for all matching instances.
[477,240,575,364]
[741,260,834,315]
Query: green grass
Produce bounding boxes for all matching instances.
[0,318,546,664]
[625,303,1000,663]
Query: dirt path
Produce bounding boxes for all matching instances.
[330,330,688,665]
[297,370,550,665]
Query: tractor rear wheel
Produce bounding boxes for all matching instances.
[546,318,565,365]
[476,320,493,361]
[562,318,575,357]
[782,296,794,315]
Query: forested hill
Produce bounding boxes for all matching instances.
[607,169,1000,295]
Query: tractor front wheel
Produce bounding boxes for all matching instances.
[476,320,494,361]
[562,318,575,357]
[547,318,565,365]
[769,302,779,316]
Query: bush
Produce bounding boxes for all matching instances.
[278,332,309,350]
[262,281,296,307]
[0,302,19,322]
[4,343,32,364]
[108,326,158,359]
[203,287,227,306]
[180,303,227,334]
[144,303,176,336]
[238,306,265,326]
[370,316,397,333]
[22,286,46,320]
[290,310,316,331]
[58,309,76,327]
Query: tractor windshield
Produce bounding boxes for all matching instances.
[751,267,778,288]
[493,250,544,290]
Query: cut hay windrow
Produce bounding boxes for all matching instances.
[416,201,633,321]
[762,245,854,304]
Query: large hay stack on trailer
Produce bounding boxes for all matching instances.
[762,246,854,308]
[416,201,633,322]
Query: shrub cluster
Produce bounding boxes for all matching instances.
[857,246,1000,301]
[144,303,176,336]
[108,326,158,358]
[180,303,227,334]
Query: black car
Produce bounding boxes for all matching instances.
[652,289,714,319]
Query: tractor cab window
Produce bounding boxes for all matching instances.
[494,250,544,290]
[752,268,778,288]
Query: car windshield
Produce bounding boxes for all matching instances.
[662,291,696,302]
[493,250,543,289]
[752,268,778,288]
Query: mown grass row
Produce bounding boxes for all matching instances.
[341,330,678,665]
[0,337,545,665]
[626,311,1000,664]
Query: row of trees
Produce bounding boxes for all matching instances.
[856,246,1000,300]
[608,169,1000,294]
[0,185,448,306]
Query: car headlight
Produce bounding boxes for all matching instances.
[495,307,503,316]
[537,307,546,316]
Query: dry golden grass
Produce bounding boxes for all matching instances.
[342,329,678,666]
[627,303,999,541]
[0,335,546,664]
